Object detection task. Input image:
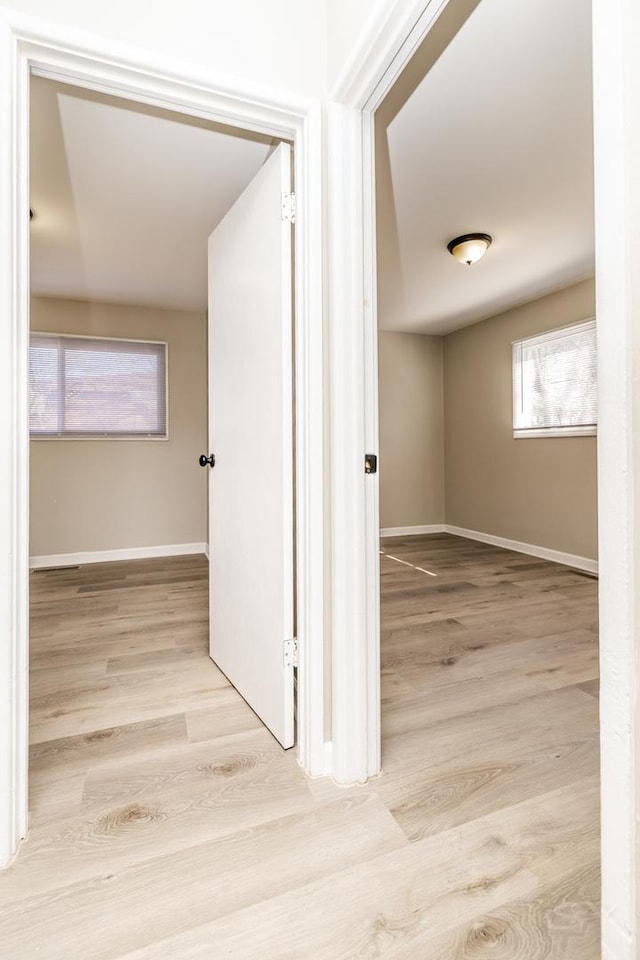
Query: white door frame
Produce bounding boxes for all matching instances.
[327,0,465,785]
[328,0,640,956]
[0,9,326,867]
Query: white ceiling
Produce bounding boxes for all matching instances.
[30,79,274,311]
[383,0,594,335]
[31,0,593,329]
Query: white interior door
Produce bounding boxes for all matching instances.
[206,142,294,748]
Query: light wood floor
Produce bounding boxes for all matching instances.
[0,535,600,958]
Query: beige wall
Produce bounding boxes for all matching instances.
[443,278,597,559]
[30,297,207,557]
[378,331,445,529]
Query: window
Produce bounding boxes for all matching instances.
[512,319,597,438]
[29,334,168,438]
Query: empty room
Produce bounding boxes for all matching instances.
[26,76,299,755]
[375,0,600,947]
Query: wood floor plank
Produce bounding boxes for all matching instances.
[480,775,600,880]
[577,678,600,700]
[28,632,181,668]
[380,667,417,707]
[389,629,598,695]
[0,537,599,958]
[112,813,543,960]
[28,770,87,826]
[29,659,229,743]
[381,671,548,738]
[0,795,406,960]
[185,690,263,742]
[29,658,108,696]
[29,713,188,787]
[105,645,206,675]
[1,730,318,902]
[421,862,600,960]
[377,689,598,841]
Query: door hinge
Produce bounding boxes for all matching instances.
[281,192,296,223]
[284,637,298,668]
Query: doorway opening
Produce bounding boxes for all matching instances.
[8,41,324,872]
[374,0,599,949]
[0,22,325,868]
[25,74,300,843]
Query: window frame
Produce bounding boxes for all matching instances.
[29,331,169,441]
[512,317,597,440]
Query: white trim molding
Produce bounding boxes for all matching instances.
[0,8,326,866]
[327,0,480,788]
[513,426,597,439]
[323,741,334,777]
[592,1,640,957]
[330,0,450,105]
[327,100,375,784]
[380,524,597,574]
[327,0,492,787]
[444,525,598,575]
[29,543,207,569]
[380,524,446,538]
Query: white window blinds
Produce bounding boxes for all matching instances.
[512,319,597,438]
[29,334,167,438]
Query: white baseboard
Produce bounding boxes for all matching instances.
[30,542,207,570]
[380,524,446,538]
[378,522,597,574]
[444,525,598,575]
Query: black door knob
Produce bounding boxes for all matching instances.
[199,454,215,468]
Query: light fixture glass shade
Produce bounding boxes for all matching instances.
[447,233,492,265]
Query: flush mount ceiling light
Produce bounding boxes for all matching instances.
[447,232,492,266]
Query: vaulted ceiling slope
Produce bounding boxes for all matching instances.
[380,0,594,335]
[30,78,274,311]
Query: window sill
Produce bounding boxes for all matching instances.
[30,435,169,441]
[513,426,597,439]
